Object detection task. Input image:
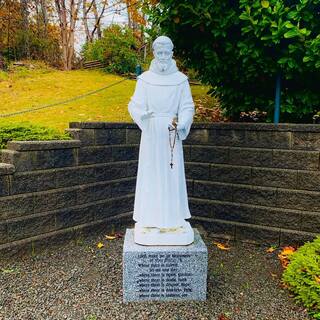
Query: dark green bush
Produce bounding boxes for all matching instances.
[282,236,320,319]
[146,0,320,122]
[14,29,61,67]
[82,25,140,74]
[0,122,71,150]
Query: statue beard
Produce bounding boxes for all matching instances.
[156,59,171,72]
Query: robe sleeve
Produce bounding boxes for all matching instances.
[128,79,148,131]
[177,80,195,140]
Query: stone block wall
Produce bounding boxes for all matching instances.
[185,123,320,244]
[0,123,139,256]
[0,122,319,255]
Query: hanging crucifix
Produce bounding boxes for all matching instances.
[168,116,179,169]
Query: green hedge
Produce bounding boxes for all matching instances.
[282,236,320,319]
[0,122,71,150]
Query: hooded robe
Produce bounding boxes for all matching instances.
[128,59,195,228]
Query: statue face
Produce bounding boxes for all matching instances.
[153,46,173,72]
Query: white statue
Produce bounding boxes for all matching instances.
[128,35,195,245]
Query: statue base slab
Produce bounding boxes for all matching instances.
[123,228,208,302]
[134,221,194,246]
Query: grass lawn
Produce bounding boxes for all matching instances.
[0,64,210,133]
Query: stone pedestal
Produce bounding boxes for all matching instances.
[123,228,208,302]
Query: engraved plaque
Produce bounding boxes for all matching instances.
[123,228,207,302]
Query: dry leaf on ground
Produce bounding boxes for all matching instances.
[97,242,104,249]
[218,314,231,320]
[105,235,116,240]
[213,241,231,251]
[105,232,123,240]
[278,246,296,268]
[266,246,276,253]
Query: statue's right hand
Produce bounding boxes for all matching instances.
[141,111,154,120]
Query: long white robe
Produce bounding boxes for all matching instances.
[128,68,195,228]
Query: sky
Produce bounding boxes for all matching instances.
[74,1,129,54]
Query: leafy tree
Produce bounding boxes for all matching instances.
[82,24,140,74]
[146,0,320,122]
[0,0,61,66]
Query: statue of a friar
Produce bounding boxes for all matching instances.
[128,35,195,246]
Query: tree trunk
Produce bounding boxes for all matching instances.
[54,0,80,70]
[40,0,49,36]
[20,0,30,58]
[0,53,5,70]
[67,0,78,69]
[126,0,132,29]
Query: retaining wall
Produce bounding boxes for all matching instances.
[0,123,139,256]
[0,122,319,255]
[185,123,320,244]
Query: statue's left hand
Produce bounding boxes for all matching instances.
[171,117,178,129]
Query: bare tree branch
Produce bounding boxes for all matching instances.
[91,0,107,39]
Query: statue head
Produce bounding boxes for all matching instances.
[152,36,174,72]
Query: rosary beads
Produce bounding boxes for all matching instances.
[168,126,179,169]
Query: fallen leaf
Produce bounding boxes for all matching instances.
[213,241,231,251]
[281,246,296,255]
[97,242,104,249]
[218,314,231,320]
[278,246,296,268]
[105,235,116,240]
[114,232,123,238]
[266,246,276,253]
[280,281,289,289]
[105,232,123,240]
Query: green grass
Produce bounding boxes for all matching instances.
[0,64,211,133]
